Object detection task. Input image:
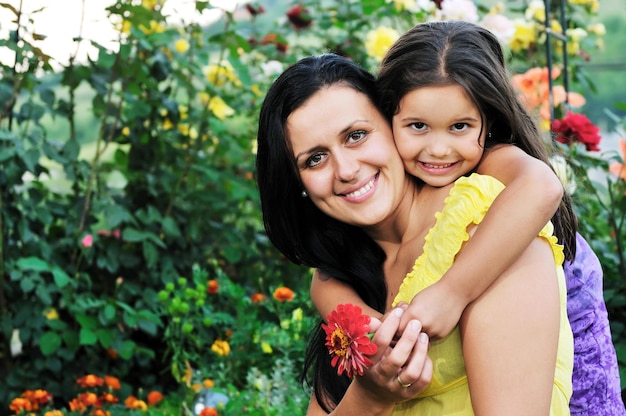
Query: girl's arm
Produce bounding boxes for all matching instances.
[401,144,563,338]
[460,233,562,414]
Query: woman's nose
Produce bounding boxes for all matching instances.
[333,152,360,182]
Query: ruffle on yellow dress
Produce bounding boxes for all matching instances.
[392,174,573,415]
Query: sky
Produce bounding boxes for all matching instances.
[0,0,240,68]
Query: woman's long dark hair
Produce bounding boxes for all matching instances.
[256,54,388,411]
[377,21,578,260]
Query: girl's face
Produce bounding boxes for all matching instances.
[392,84,486,188]
[286,84,409,229]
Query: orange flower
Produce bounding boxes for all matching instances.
[44,411,64,416]
[511,66,585,122]
[199,407,218,416]
[250,292,266,303]
[106,348,119,359]
[9,397,32,413]
[272,286,294,302]
[207,279,219,294]
[125,395,148,410]
[69,398,87,412]
[100,392,119,404]
[609,139,626,181]
[104,375,121,390]
[78,392,100,407]
[77,374,104,388]
[147,391,164,406]
[203,378,215,388]
[23,389,52,406]
[91,410,111,416]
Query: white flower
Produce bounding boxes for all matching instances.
[481,13,516,43]
[440,0,479,22]
[260,60,284,77]
[550,154,577,195]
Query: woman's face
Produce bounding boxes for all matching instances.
[286,84,409,229]
[392,84,486,188]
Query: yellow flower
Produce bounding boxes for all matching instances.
[365,27,399,61]
[509,19,536,53]
[121,126,130,136]
[174,38,189,53]
[568,27,588,42]
[205,61,241,87]
[211,339,231,356]
[292,307,303,321]
[261,342,273,354]
[142,0,160,10]
[181,360,193,385]
[44,411,64,416]
[524,0,545,22]
[587,23,606,36]
[44,307,59,320]
[208,96,235,120]
[140,20,165,35]
[118,20,132,35]
[203,378,215,388]
[570,0,599,12]
[251,84,263,97]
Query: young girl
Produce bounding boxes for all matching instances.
[311,20,624,415]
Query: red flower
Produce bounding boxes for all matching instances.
[147,390,164,406]
[261,33,288,53]
[322,304,378,379]
[551,111,601,151]
[207,279,219,294]
[286,5,312,29]
[272,286,294,302]
[245,3,265,16]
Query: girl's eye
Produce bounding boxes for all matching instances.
[409,122,427,131]
[451,122,469,132]
[346,130,367,143]
[305,152,326,168]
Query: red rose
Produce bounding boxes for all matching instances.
[286,5,312,29]
[245,3,265,16]
[551,111,601,152]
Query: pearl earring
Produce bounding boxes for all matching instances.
[301,190,308,198]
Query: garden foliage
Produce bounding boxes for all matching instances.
[0,0,624,413]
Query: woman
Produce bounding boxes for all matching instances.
[256,51,572,414]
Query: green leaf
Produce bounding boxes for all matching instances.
[52,268,72,288]
[79,328,98,345]
[118,340,135,360]
[96,328,114,348]
[40,331,62,356]
[16,257,50,272]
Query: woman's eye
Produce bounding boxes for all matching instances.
[346,130,367,143]
[306,153,325,168]
[409,122,427,131]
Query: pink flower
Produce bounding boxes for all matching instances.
[322,304,377,379]
[551,111,602,151]
[609,138,626,182]
[81,234,93,248]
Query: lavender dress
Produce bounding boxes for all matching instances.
[565,233,625,415]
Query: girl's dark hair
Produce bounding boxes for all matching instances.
[377,20,577,260]
[256,54,388,411]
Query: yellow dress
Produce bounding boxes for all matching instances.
[392,174,573,415]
